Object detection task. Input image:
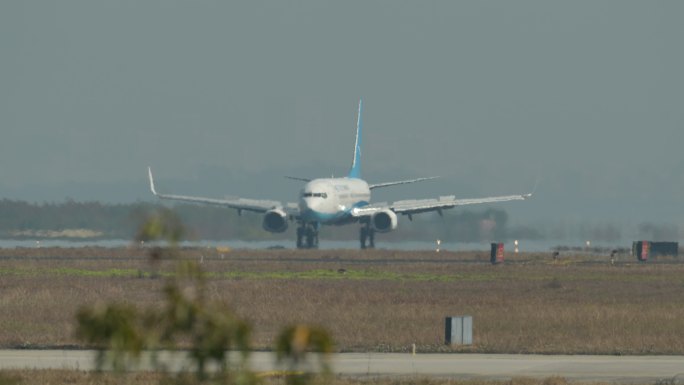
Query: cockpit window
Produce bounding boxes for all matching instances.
[302,192,328,199]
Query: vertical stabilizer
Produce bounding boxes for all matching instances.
[348,99,363,179]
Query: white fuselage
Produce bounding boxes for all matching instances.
[299,178,371,224]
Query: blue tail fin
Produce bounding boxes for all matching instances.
[348,99,363,179]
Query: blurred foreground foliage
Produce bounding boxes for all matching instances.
[76,209,332,384]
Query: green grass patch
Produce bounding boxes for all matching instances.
[0,265,674,284]
[0,267,144,278]
[213,269,477,281]
[0,266,492,282]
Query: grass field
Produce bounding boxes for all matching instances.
[1,247,683,354]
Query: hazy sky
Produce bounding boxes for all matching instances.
[2,1,683,225]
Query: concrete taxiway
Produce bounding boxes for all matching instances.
[1,351,683,382]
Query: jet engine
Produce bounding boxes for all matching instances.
[262,209,289,233]
[371,209,398,233]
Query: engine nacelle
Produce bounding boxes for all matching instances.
[371,209,398,233]
[262,209,289,233]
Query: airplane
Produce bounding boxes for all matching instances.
[147,100,532,249]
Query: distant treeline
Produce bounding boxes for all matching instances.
[0,199,511,242]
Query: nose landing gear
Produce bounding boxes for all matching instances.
[296,223,319,249]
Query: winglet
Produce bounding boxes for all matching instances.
[147,167,158,196]
[523,177,541,199]
[348,98,363,179]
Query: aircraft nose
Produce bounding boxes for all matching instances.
[299,198,318,221]
[300,196,315,209]
[302,197,320,211]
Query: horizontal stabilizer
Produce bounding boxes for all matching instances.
[284,176,312,182]
[369,176,440,189]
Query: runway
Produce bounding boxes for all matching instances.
[1,351,683,382]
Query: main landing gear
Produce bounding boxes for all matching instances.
[296,222,375,250]
[360,224,375,249]
[296,223,319,249]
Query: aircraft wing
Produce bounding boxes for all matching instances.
[148,168,298,215]
[351,192,532,217]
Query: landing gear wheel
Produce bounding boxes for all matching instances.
[305,226,319,249]
[297,223,319,249]
[360,227,368,249]
[296,227,305,249]
[360,226,375,249]
[368,228,375,248]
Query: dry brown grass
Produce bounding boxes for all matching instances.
[0,370,160,385]
[1,247,684,354]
